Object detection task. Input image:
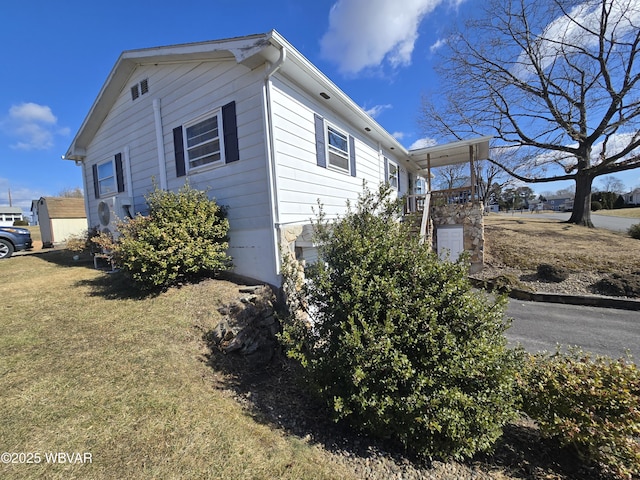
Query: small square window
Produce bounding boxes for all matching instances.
[130,85,140,101]
[140,78,149,95]
[327,125,349,172]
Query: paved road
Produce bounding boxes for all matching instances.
[506,299,640,359]
[498,211,637,232]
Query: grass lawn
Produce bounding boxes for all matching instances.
[593,206,640,218]
[483,214,640,272]
[0,251,355,480]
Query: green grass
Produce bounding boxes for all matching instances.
[0,251,355,480]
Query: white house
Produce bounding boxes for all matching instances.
[623,188,640,206]
[0,206,23,227]
[64,31,489,286]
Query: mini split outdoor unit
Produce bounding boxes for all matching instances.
[97,196,133,235]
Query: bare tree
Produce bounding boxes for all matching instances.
[57,187,84,198]
[423,0,640,227]
[598,175,626,193]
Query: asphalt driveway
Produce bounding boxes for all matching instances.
[506,299,640,359]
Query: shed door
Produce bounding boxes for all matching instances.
[437,226,464,261]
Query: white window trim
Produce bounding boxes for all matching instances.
[325,123,350,174]
[97,158,116,197]
[183,109,226,173]
[387,159,399,189]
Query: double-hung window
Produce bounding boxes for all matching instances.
[327,125,350,172]
[185,111,223,169]
[97,159,116,196]
[92,153,125,199]
[387,160,399,189]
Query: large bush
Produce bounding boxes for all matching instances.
[629,223,640,240]
[281,185,521,460]
[101,183,231,290]
[517,349,640,478]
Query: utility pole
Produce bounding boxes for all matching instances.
[8,188,12,207]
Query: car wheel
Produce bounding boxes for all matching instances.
[0,239,14,259]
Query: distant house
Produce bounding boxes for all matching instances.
[622,188,640,206]
[544,196,574,211]
[63,30,490,285]
[0,206,23,226]
[36,197,87,247]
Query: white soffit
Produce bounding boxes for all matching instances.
[409,135,492,169]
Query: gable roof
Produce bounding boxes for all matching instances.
[39,197,86,219]
[0,206,23,215]
[64,30,492,175]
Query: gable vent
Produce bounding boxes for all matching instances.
[130,79,149,101]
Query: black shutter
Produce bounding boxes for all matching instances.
[349,135,356,177]
[115,153,125,193]
[173,126,186,177]
[384,157,389,184]
[222,101,239,163]
[314,114,326,168]
[398,167,402,192]
[92,164,100,198]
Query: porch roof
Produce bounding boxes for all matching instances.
[409,136,492,171]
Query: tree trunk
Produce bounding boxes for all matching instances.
[567,173,594,227]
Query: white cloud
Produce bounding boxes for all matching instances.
[409,137,438,150]
[364,103,392,118]
[429,38,447,54]
[515,0,640,80]
[321,0,461,75]
[392,131,405,140]
[3,102,67,150]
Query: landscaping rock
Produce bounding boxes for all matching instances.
[210,285,281,365]
[537,263,569,283]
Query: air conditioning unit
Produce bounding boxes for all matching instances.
[96,196,133,235]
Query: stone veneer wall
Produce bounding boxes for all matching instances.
[430,203,484,273]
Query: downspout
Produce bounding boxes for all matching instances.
[263,46,286,280]
[153,99,168,189]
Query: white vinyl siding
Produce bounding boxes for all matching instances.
[82,59,277,284]
[269,76,407,224]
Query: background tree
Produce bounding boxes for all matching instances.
[423,0,640,227]
[57,187,84,198]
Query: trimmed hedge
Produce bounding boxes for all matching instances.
[281,185,521,460]
[517,349,640,478]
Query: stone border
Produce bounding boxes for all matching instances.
[470,278,640,311]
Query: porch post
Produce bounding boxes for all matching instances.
[469,145,476,202]
[427,153,432,192]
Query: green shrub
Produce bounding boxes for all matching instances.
[517,349,640,478]
[13,219,28,226]
[591,201,603,211]
[629,223,640,240]
[102,183,232,290]
[281,184,521,460]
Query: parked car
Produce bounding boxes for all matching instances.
[0,226,33,259]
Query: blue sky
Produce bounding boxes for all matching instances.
[1,0,638,214]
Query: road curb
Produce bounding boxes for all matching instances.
[470,278,640,311]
